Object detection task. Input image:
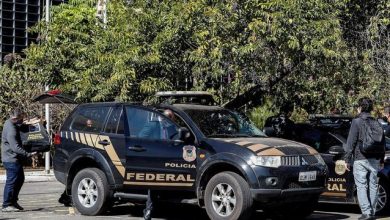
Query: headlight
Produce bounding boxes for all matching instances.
[251,156,281,168]
[314,154,326,165]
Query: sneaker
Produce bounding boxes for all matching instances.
[1,206,20,212]
[358,214,374,220]
[13,202,24,211]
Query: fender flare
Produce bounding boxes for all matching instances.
[66,148,116,189]
[196,153,259,196]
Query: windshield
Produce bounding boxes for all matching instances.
[185,109,266,138]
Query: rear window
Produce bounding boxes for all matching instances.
[70,106,110,133]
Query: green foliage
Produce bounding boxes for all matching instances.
[249,98,276,129]
[0,0,388,120]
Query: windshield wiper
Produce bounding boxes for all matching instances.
[208,134,251,138]
[249,134,267,138]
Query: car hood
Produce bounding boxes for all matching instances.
[213,137,318,156]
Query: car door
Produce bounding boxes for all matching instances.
[319,133,354,201]
[124,105,197,190]
[97,105,127,183]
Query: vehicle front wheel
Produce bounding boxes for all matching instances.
[376,179,390,215]
[204,171,253,220]
[71,168,111,215]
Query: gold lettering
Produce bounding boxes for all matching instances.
[176,174,186,182]
[127,173,135,180]
[166,174,175,182]
[156,174,165,181]
[327,183,347,192]
[146,174,155,181]
[136,173,145,181]
[186,175,195,182]
[331,184,339,191]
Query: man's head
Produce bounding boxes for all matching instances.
[384,106,390,120]
[357,97,374,113]
[10,108,25,124]
[163,109,175,121]
[280,102,294,117]
[86,119,93,128]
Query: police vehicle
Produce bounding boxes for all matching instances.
[272,115,390,215]
[52,94,328,219]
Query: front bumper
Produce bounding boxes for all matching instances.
[251,187,324,203]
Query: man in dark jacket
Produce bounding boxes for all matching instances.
[1,109,35,212]
[344,98,385,220]
[383,106,390,137]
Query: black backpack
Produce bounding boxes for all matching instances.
[359,117,385,154]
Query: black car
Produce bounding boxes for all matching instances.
[53,102,327,220]
[287,115,390,215]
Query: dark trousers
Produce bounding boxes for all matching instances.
[2,162,25,208]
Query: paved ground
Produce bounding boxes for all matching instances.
[0,181,389,220]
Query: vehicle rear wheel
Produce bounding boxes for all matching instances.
[204,171,253,220]
[376,179,390,215]
[71,168,111,215]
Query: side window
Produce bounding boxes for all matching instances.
[105,107,124,134]
[70,107,110,133]
[126,107,179,140]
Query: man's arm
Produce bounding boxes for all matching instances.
[7,125,31,157]
[344,119,360,165]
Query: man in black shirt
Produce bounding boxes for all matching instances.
[344,98,385,220]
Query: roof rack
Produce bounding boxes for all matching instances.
[154,91,216,105]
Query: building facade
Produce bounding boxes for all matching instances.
[0,0,43,63]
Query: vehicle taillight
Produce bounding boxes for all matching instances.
[54,133,61,145]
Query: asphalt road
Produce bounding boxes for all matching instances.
[0,181,389,220]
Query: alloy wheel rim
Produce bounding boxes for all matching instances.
[211,183,236,217]
[77,178,98,208]
[376,184,387,212]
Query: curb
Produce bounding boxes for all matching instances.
[0,170,56,184]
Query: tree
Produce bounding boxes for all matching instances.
[15,0,390,114]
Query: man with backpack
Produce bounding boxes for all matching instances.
[344,98,385,220]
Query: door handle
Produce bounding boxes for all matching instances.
[98,140,110,146]
[128,145,146,152]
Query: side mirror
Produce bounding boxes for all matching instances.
[328,145,345,156]
[263,127,275,137]
[178,127,191,142]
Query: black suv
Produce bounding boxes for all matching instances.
[278,115,390,215]
[53,102,328,219]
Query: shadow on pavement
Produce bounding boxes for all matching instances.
[103,202,367,220]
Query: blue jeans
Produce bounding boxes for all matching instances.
[2,162,25,208]
[353,159,380,215]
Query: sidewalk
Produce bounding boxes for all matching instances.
[0,169,56,183]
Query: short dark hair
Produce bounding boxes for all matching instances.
[384,106,390,115]
[358,97,373,113]
[10,108,24,119]
[280,102,294,114]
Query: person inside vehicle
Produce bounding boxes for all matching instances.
[264,102,295,139]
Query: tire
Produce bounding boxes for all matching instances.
[376,179,390,215]
[264,195,319,219]
[204,171,253,220]
[71,168,111,215]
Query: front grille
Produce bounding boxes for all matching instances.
[282,156,300,166]
[284,180,321,189]
[281,155,319,166]
[287,182,302,189]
